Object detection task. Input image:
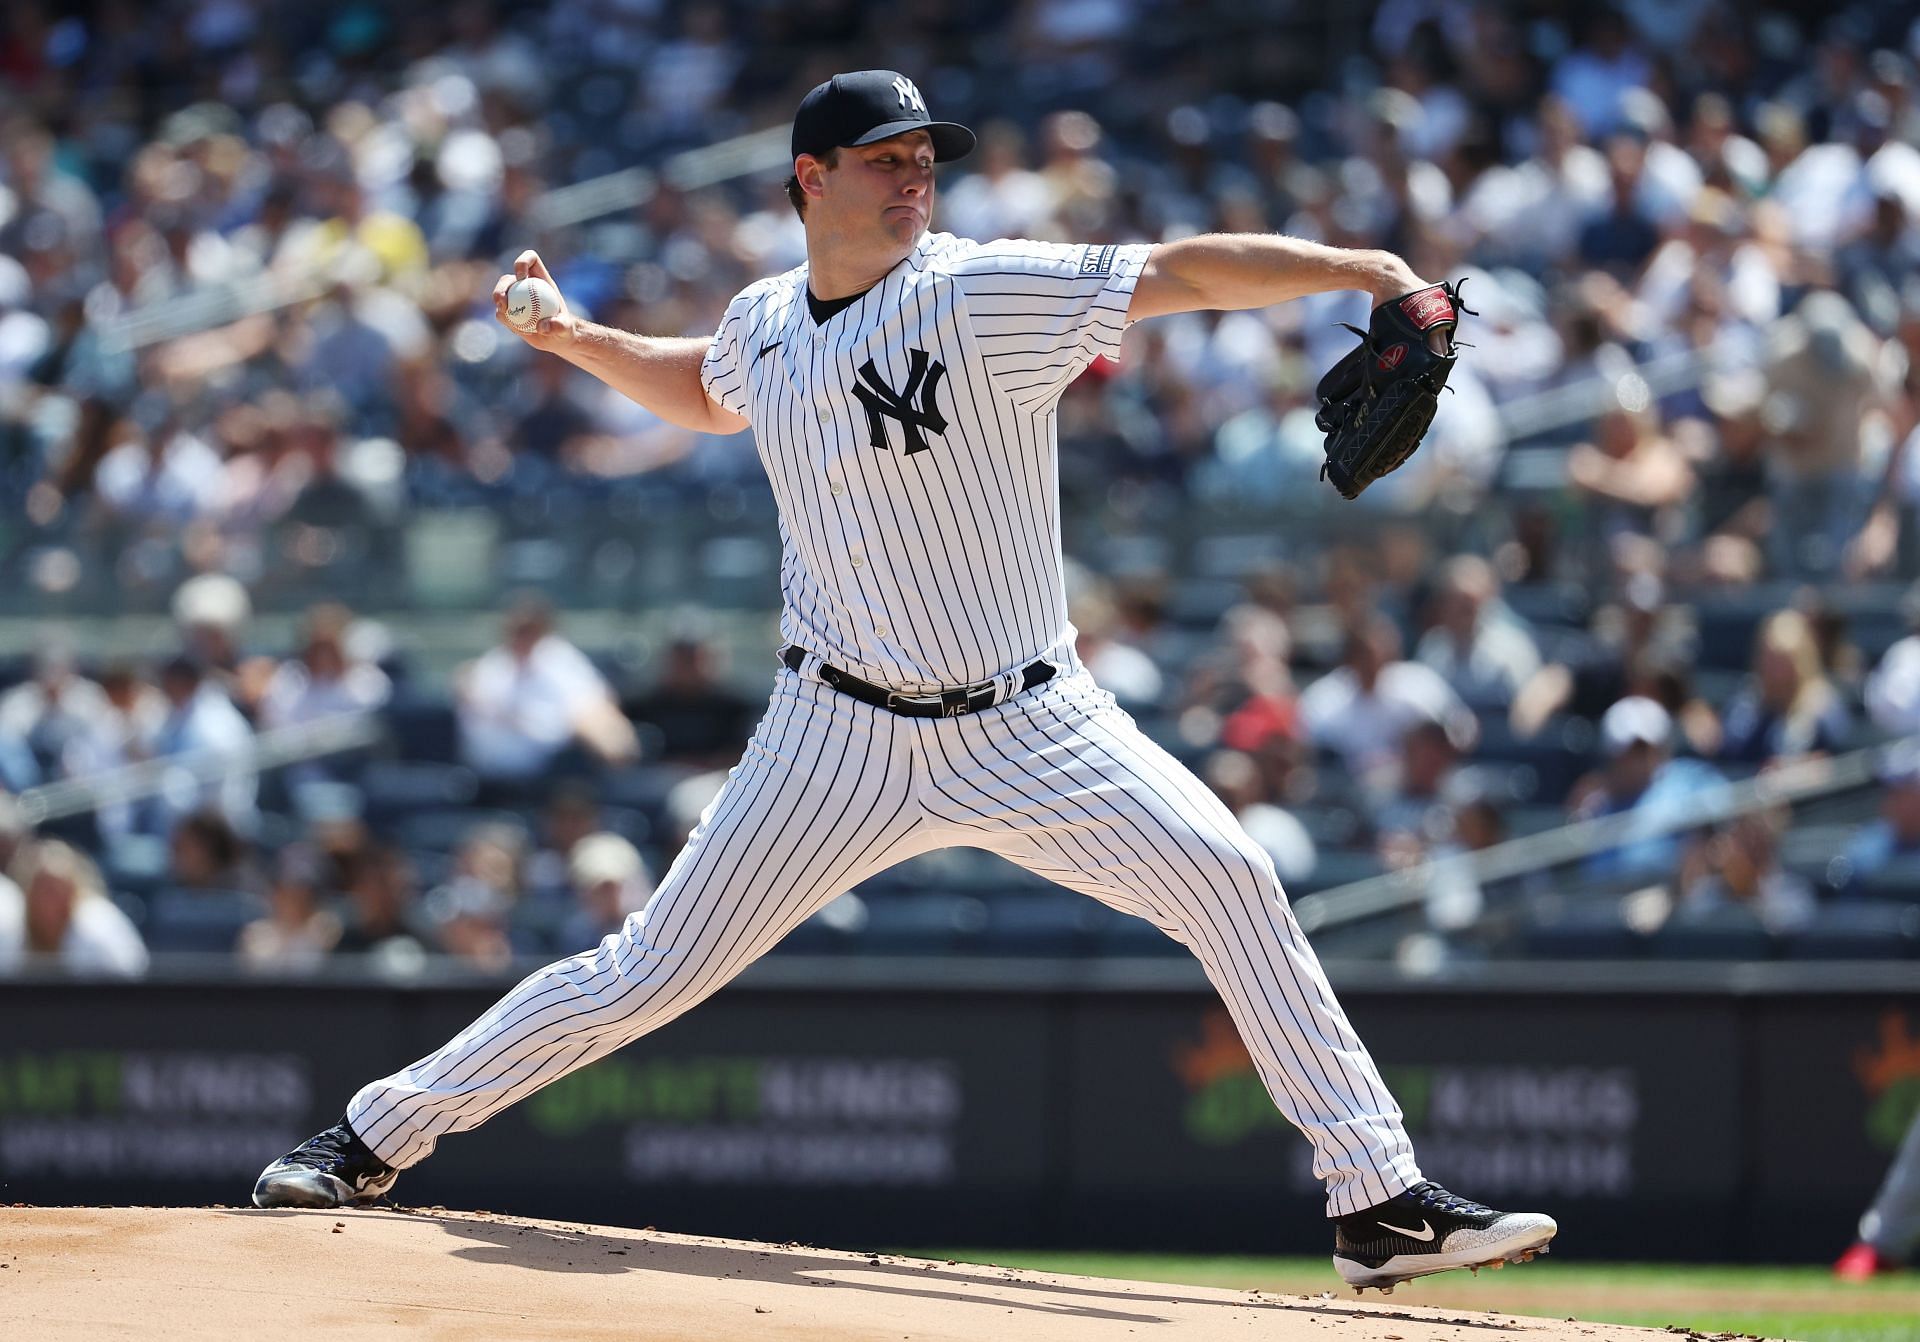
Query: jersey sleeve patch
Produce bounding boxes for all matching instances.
[1079,244,1118,277]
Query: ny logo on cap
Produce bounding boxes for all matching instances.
[891,76,926,114]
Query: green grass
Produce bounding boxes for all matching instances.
[925,1251,1920,1342]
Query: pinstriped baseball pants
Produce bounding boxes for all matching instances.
[347,666,1423,1216]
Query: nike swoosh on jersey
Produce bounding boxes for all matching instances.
[758,341,783,359]
[1377,1219,1436,1241]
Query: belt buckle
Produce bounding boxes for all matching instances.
[885,689,943,714]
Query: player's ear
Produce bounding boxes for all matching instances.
[795,153,832,202]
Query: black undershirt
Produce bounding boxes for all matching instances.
[807,284,873,324]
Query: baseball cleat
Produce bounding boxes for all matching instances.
[252,1118,398,1209]
[1333,1180,1556,1294]
[1834,1242,1900,1281]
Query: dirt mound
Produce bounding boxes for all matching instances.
[3,1206,1671,1341]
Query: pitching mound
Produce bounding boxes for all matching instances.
[5,1206,1667,1341]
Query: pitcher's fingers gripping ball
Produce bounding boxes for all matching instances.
[503,275,564,331]
[1315,280,1472,499]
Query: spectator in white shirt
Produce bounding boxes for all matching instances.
[145,654,257,837]
[0,838,148,977]
[457,593,639,783]
[1301,613,1474,788]
[258,603,392,730]
[1415,555,1541,710]
[0,639,112,782]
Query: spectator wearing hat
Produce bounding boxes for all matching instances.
[0,838,147,977]
[554,833,654,955]
[1574,696,1726,880]
[1865,589,1920,736]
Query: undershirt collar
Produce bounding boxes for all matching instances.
[806,283,874,324]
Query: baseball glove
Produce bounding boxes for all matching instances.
[1315,280,1472,499]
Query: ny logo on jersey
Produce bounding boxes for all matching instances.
[891,76,925,113]
[852,349,948,456]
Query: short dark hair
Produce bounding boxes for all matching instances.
[785,147,840,218]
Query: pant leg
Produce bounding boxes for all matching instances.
[348,672,930,1168]
[1861,1103,1920,1259]
[917,669,1420,1216]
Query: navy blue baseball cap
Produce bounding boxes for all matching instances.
[792,70,975,163]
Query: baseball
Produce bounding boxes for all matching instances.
[503,276,563,331]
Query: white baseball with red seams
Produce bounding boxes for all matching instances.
[503,276,563,330]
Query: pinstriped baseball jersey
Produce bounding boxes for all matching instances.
[701,232,1151,693]
[327,227,1430,1227]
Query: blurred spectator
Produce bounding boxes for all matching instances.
[333,844,426,962]
[525,782,604,902]
[449,821,527,910]
[1762,292,1903,577]
[1373,716,1464,866]
[621,634,755,768]
[1574,696,1726,881]
[458,593,639,784]
[236,844,341,971]
[0,639,110,787]
[426,876,516,972]
[0,796,28,875]
[171,573,253,681]
[1413,555,1540,710]
[145,654,257,837]
[1840,746,1920,894]
[1718,610,1852,766]
[554,832,655,954]
[65,661,169,837]
[1300,613,1472,789]
[258,603,392,729]
[167,808,254,891]
[1566,386,1695,547]
[1201,749,1316,885]
[1071,582,1164,711]
[1865,592,1920,736]
[1183,604,1298,743]
[1676,807,1816,933]
[0,838,147,977]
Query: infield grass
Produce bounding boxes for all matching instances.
[930,1252,1920,1342]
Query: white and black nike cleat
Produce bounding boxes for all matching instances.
[1333,1181,1556,1294]
[252,1118,398,1209]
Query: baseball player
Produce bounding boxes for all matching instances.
[254,70,1555,1293]
[1836,1103,1920,1279]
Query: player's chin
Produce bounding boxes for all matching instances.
[882,209,927,241]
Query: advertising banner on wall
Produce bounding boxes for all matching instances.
[1,975,1914,1259]
[1056,992,1744,1255]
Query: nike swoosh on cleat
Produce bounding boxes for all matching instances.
[1377,1219,1436,1241]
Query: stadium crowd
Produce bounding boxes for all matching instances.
[4,0,1920,973]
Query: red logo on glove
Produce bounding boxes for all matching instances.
[1400,287,1454,331]
[1376,343,1409,371]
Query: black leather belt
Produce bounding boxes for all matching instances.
[781,645,1056,719]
